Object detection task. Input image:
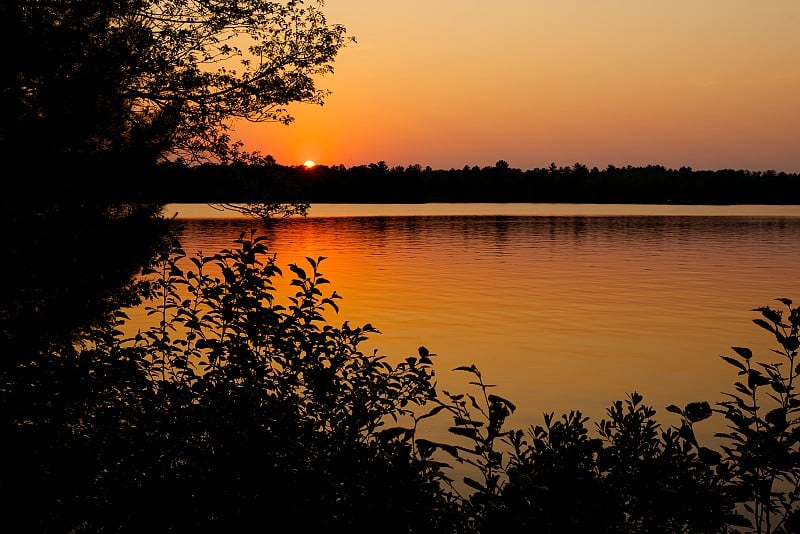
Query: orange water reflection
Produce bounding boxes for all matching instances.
[158,208,800,445]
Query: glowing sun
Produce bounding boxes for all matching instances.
[303,160,316,168]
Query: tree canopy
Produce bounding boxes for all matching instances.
[1,0,352,190]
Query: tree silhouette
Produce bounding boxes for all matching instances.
[1,0,353,352]
[2,0,352,194]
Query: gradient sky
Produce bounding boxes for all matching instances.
[233,1,800,172]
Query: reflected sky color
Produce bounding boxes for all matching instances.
[234,1,800,172]
[159,205,800,441]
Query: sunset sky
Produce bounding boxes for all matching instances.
[234,1,799,173]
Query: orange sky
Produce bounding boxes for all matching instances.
[233,1,800,172]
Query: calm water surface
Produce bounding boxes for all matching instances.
[160,203,800,438]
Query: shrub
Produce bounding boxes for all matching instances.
[2,231,462,532]
[3,228,797,533]
[713,299,800,533]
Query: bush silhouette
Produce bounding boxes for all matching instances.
[1,231,459,532]
[2,230,798,532]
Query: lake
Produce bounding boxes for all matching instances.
[160,203,800,441]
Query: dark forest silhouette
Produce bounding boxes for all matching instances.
[124,160,800,206]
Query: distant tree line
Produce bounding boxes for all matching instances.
[5,1,800,530]
[125,160,800,205]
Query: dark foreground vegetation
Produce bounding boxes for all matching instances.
[2,212,798,533]
[98,160,800,205]
[4,1,799,530]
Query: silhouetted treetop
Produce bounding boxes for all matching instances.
[1,0,352,192]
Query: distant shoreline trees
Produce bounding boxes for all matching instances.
[123,160,800,205]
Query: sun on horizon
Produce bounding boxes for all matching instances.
[303,160,316,169]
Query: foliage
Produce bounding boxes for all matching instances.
[2,0,352,190]
[208,200,311,224]
[2,225,798,532]
[406,301,800,533]
[1,231,460,532]
[0,203,177,355]
[119,161,800,206]
[434,378,730,533]
[713,299,800,533]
